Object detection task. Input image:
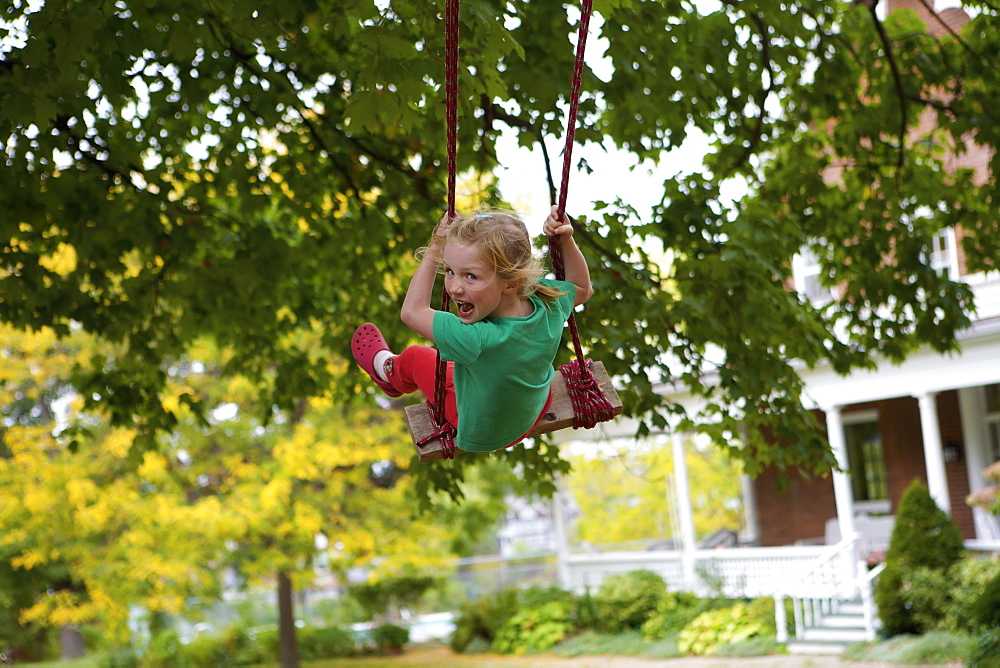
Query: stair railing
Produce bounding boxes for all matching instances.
[774,533,861,643]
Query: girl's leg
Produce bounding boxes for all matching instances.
[385,345,459,427]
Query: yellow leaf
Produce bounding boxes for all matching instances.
[260,478,291,511]
[67,478,98,509]
[37,242,78,275]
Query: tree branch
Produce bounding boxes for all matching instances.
[867,5,909,169]
[720,3,775,172]
[916,0,977,56]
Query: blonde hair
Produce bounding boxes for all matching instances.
[437,209,566,303]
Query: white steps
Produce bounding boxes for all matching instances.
[785,598,877,655]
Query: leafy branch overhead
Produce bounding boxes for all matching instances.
[2,0,998,481]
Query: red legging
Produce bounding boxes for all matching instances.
[385,345,460,428]
[385,345,552,449]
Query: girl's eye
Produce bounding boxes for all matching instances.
[466,273,477,281]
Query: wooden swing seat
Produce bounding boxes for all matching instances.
[404,360,622,462]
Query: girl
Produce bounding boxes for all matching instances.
[352,205,593,452]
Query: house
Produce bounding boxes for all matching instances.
[750,0,998,552]
[549,0,998,652]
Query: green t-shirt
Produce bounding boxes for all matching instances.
[432,278,576,452]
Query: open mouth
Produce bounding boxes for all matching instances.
[455,301,475,318]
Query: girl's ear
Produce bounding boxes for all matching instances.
[503,277,524,295]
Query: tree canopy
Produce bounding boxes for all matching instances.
[2,0,998,485]
[0,322,519,647]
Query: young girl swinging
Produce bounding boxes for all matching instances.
[352,205,593,453]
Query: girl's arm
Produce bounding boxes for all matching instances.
[543,205,593,307]
[400,215,451,341]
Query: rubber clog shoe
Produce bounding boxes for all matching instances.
[352,323,402,397]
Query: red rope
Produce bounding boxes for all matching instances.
[429,0,462,459]
[431,0,609,448]
[548,0,615,429]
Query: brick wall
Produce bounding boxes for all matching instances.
[938,391,976,538]
[753,461,837,547]
[753,393,976,546]
[888,1,989,278]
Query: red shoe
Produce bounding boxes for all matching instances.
[352,323,402,397]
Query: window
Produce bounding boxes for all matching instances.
[843,411,889,508]
[795,246,834,305]
[985,383,1000,464]
[928,228,958,279]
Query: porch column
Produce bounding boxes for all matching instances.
[552,481,570,589]
[671,432,697,589]
[738,424,759,544]
[917,391,951,514]
[740,473,760,544]
[824,405,856,540]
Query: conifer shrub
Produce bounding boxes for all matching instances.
[874,480,965,636]
[592,570,667,633]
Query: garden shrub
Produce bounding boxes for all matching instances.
[873,563,914,636]
[942,557,1000,634]
[492,600,574,655]
[224,625,267,664]
[968,627,1000,668]
[297,625,358,660]
[574,587,598,630]
[640,591,703,640]
[520,585,575,609]
[143,630,182,667]
[971,577,1000,632]
[176,634,224,668]
[897,567,952,633]
[310,594,367,627]
[372,623,409,653]
[593,570,667,633]
[874,480,964,636]
[449,587,521,653]
[677,600,774,656]
[253,627,279,658]
[884,480,964,571]
[347,573,438,625]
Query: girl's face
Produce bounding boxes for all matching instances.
[442,242,520,323]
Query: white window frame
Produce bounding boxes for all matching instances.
[928,227,960,279]
[985,383,1000,465]
[842,409,891,515]
[793,246,835,305]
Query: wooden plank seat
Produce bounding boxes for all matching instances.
[404,360,622,462]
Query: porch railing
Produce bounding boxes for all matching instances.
[562,544,829,597]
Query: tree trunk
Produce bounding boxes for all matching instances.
[278,570,299,668]
[59,624,86,660]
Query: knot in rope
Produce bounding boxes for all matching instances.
[559,358,616,429]
[416,400,457,459]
